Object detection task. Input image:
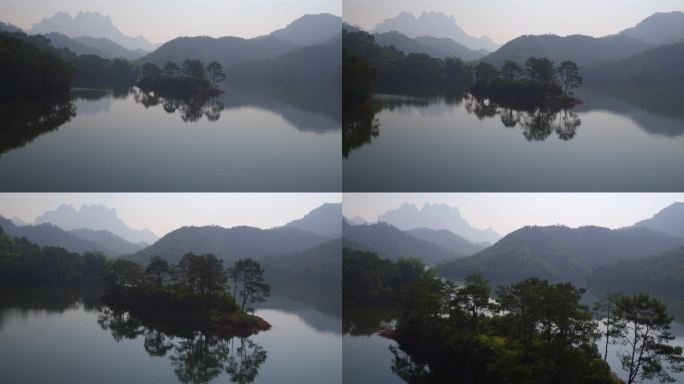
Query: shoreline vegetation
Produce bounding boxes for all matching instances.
[343,248,684,384]
[342,29,584,111]
[0,228,271,338]
[0,30,225,100]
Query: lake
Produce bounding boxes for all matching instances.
[343,89,684,191]
[0,287,341,384]
[0,85,340,191]
[343,298,684,383]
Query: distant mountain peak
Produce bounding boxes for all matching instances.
[33,203,157,244]
[376,203,500,244]
[619,11,684,45]
[374,11,498,51]
[269,13,341,46]
[30,11,157,51]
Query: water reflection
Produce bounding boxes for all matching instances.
[0,97,75,156]
[343,94,583,156]
[97,305,267,384]
[131,88,225,123]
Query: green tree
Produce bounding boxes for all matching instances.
[613,293,684,384]
[502,60,522,81]
[175,253,227,296]
[593,292,623,362]
[145,256,171,288]
[455,274,492,333]
[524,57,556,84]
[442,57,473,87]
[106,259,144,290]
[557,60,583,93]
[182,59,206,79]
[142,62,162,78]
[228,259,271,312]
[474,62,499,83]
[206,62,226,86]
[163,61,180,76]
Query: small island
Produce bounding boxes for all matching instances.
[102,253,271,338]
[469,58,583,110]
[137,59,226,97]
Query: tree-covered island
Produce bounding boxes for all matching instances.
[137,60,225,97]
[103,254,270,338]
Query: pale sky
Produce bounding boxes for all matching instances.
[343,193,683,236]
[0,0,341,43]
[343,0,684,45]
[0,193,341,237]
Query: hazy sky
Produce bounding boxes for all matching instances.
[0,0,341,43]
[343,193,683,236]
[344,0,684,44]
[0,193,341,237]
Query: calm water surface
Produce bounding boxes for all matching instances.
[0,86,340,191]
[343,90,684,191]
[0,288,341,384]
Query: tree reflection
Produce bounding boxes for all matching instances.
[0,97,75,156]
[466,95,581,141]
[389,345,431,383]
[343,103,380,158]
[132,87,224,123]
[97,306,267,383]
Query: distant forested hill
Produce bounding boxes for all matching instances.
[128,225,327,265]
[263,239,341,284]
[373,31,486,61]
[589,246,684,293]
[481,34,653,67]
[438,225,684,283]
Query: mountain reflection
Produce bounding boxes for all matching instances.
[97,306,267,384]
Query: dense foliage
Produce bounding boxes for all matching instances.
[0,227,106,286]
[342,248,434,305]
[342,29,473,95]
[137,59,224,96]
[0,32,74,99]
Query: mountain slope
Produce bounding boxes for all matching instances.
[0,21,22,33]
[438,225,684,283]
[73,36,146,59]
[377,203,500,244]
[0,216,127,256]
[285,203,341,238]
[375,11,498,51]
[30,11,157,51]
[263,238,341,283]
[414,35,487,60]
[342,220,462,265]
[34,204,157,244]
[129,225,326,265]
[630,202,684,238]
[405,228,486,256]
[619,11,684,45]
[482,34,653,67]
[269,13,341,46]
[43,32,103,56]
[69,228,145,256]
[583,41,684,88]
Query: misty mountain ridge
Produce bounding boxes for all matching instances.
[481,33,653,67]
[374,11,498,52]
[0,216,140,256]
[29,11,157,51]
[342,220,480,265]
[373,31,487,61]
[377,203,500,244]
[619,11,684,45]
[33,204,157,244]
[285,203,341,238]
